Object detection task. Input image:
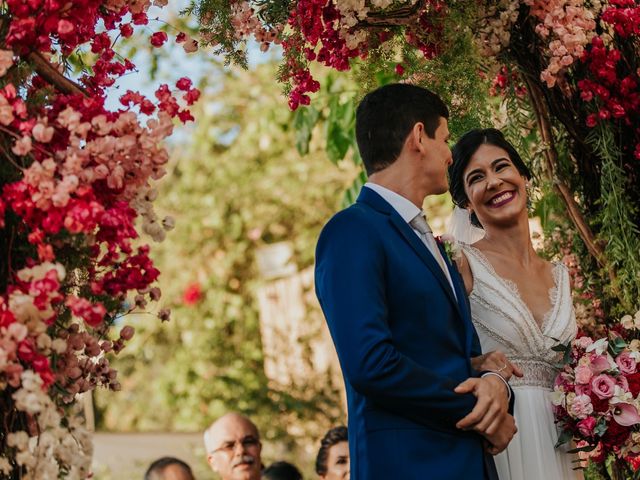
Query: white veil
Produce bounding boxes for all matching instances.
[447,206,485,245]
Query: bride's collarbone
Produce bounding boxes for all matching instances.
[477,250,557,326]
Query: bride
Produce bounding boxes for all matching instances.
[448,128,582,480]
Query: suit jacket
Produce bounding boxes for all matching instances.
[315,187,502,480]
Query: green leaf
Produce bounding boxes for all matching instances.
[608,336,627,357]
[555,429,573,448]
[293,106,320,155]
[594,416,608,437]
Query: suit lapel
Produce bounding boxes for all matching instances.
[440,243,475,355]
[388,213,462,315]
[357,186,462,315]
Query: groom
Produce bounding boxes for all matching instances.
[315,84,516,480]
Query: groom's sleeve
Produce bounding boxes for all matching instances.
[315,211,478,431]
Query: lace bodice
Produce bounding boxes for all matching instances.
[462,244,578,388]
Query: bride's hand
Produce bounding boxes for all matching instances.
[471,351,523,382]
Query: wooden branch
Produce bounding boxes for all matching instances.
[525,77,606,265]
[357,0,426,27]
[27,51,88,97]
[524,77,630,308]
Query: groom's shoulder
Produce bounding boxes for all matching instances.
[319,202,380,239]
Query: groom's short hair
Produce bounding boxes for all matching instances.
[356,83,449,175]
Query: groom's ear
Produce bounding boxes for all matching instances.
[410,122,426,151]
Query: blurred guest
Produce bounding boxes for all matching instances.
[262,461,303,480]
[315,427,349,480]
[204,412,262,480]
[145,457,195,480]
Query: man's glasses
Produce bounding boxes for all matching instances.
[211,436,260,454]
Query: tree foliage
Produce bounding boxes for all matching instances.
[96,62,355,458]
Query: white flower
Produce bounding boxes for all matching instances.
[7,431,30,450]
[550,386,566,407]
[586,337,608,355]
[0,456,12,475]
[622,314,635,330]
[610,385,634,405]
[16,262,65,282]
[51,338,68,354]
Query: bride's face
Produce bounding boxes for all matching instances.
[462,143,528,228]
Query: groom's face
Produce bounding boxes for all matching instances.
[419,117,452,196]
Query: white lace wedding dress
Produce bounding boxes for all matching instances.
[462,244,582,480]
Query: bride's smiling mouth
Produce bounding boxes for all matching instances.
[487,190,515,208]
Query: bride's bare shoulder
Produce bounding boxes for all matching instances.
[453,245,473,294]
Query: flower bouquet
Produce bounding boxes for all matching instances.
[553,311,640,478]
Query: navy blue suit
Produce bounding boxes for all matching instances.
[315,187,499,480]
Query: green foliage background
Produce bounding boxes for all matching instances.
[95,62,358,471]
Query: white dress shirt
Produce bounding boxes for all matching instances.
[364,182,455,293]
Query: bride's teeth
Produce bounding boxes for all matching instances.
[491,192,512,204]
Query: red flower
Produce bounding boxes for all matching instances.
[627,372,640,396]
[120,23,133,38]
[602,419,631,449]
[176,77,192,91]
[395,64,405,76]
[182,282,202,306]
[150,31,168,48]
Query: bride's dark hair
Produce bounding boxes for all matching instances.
[449,128,532,228]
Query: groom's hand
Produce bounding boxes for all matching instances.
[454,375,509,433]
[483,414,517,455]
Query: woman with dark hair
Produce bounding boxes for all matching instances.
[315,426,349,480]
[448,128,581,480]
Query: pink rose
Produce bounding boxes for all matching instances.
[575,365,593,384]
[568,394,594,419]
[616,352,637,375]
[577,337,594,349]
[577,417,597,436]
[592,374,617,399]
[590,354,611,374]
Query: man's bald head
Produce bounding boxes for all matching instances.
[204,413,262,480]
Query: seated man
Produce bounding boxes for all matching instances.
[204,412,262,480]
[144,457,195,480]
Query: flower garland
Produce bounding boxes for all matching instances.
[0,0,200,476]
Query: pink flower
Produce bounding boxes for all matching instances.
[575,365,593,384]
[613,403,640,426]
[0,50,14,77]
[577,416,596,436]
[32,122,54,143]
[592,374,617,399]
[57,19,75,36]
[576,336,594,349]
[590,354,611,374]
[11,136,32,155]
[616,352,637,375]
[568,394,594,419]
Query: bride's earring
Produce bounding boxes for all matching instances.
[525,181,533,213]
